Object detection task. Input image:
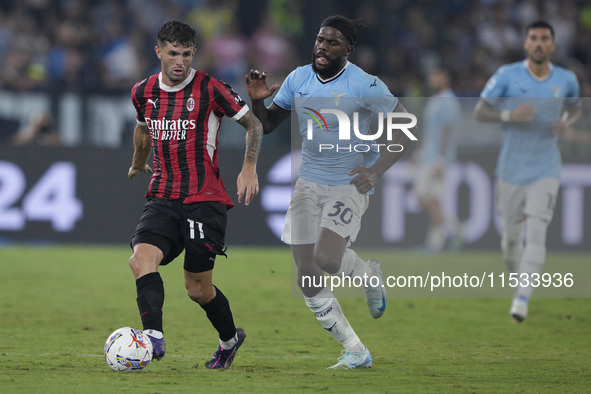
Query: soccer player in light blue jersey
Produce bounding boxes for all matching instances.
[474,20,581,323]
[412,68,462,253]
[245,15,416,369]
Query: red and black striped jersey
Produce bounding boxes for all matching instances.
[131,68,248,208]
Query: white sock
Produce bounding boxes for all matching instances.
[516,217,548,300]
[426,225,445,251]
[219,332,238,349]
[334,248,371,280]
[144,329,163,339]
[304,287,364,352]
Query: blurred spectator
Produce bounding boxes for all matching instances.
[0,48,46,91]
[128,0,186,33]
[47,21,97,91]
[266,0,303,39]
[514,0,542,27]
[201,24,247,84]
[249,16,297,79]
[11,111,60,147]
[188,0,236,42]
[99,27,149,91]
[545,0,577,61]
[0,0,587,97]
[0,0,588,148]
[477,2,522,72]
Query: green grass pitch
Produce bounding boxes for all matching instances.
[0,245,589,393]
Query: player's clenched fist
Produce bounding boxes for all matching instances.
[128,164,153,179]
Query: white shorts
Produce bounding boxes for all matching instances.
[413,164,445,200]
[281,178,369,245]
[497,178,559,224]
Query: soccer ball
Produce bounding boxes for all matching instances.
[104,327,153,372]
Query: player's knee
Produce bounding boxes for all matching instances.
[525,218,547,252]
[314,250,340,274]
[525,216,548,244]
[129,252,158,278]
[501,236,518,254]
[129,244,163,279]
[186,281,214,305]
[501,231,523,269]
[186,283,205,304]
[501,223,523,252]
[128,253,146,278]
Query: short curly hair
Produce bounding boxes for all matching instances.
[157,20,197,48]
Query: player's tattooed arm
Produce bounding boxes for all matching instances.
[129,124,153,179]
[236,110,263,205]
[238,111,264,164]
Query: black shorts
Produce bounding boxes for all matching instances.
[131,198,227,272]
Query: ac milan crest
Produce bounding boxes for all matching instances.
[186,97,195,111]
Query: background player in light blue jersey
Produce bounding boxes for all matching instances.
[474,20,581,323]
[245,15,416,369]
[412,68,462,253]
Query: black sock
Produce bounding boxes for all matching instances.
[136,272,164,333]
[200,285,236,341]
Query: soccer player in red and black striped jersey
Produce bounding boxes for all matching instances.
[127,20,263,370]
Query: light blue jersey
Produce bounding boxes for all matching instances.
[420,88,461,165]
[480,60,580,185]
[273,62,398,185]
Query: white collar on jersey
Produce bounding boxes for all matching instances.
[316,61,350,83]
[158,68,196,92]
[524,59,553,82]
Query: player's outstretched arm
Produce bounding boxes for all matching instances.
[236,110,264,206]
[245,69,289,134]
[474,99,536,123]
[128,124,153,179]
[349,102,418,194]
